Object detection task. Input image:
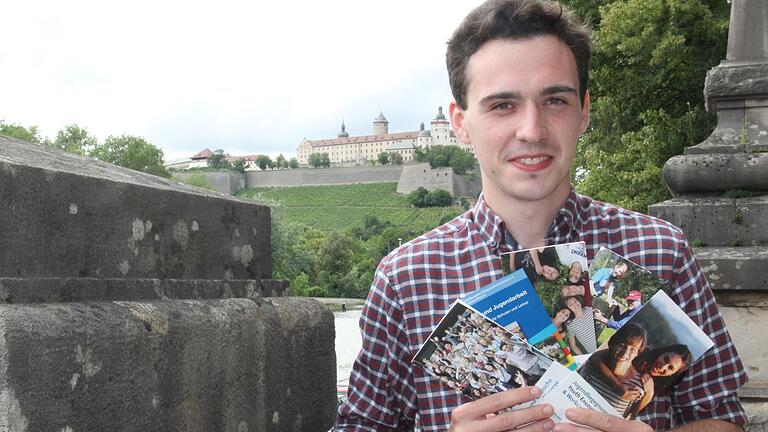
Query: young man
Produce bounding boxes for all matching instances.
[334,0,747,431]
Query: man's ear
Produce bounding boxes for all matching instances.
[449,100,471,145]
[579,90,591,135]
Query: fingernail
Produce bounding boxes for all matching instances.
[543,419,555,431]
[566,408,580,420]
[542,405,554,416]
[552,423,564,432]
[530,386,542,397]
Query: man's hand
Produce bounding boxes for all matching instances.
[552,408,652,432]
[450,386,555,432]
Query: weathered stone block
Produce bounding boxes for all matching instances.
[0,136,271,280]
[0,297,336,432]
[721,306,768,400]
[648,196,768,246]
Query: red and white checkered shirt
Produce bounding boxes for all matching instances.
[334,190,748,431]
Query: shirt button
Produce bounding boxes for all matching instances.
[490,241,497,248]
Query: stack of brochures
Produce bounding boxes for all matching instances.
[413,242,714,422]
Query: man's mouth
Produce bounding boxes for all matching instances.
[508,155,553,171]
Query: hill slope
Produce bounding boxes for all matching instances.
[236,183,463,233]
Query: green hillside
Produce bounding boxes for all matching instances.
[236,183,463,233]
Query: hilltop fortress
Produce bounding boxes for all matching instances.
[296,107,473,165]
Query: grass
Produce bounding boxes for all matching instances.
[236,183,464,232]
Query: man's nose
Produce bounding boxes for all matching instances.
[517,103,547,143]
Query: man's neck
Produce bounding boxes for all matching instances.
[483,183,572,249]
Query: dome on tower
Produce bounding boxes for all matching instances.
[434,106,446,120]
[337,120,349,138]
[418,122,431,137]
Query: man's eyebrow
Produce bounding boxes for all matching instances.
[478,91,520,106]
[542,85,578,96]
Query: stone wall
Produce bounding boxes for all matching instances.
[246,165,403,188]
[0,135,336,431]
[173,164,483,199]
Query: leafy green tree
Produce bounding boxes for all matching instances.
[565,0,729,212]
[0,120,43,143]
[289,157,299,169]
[207,149,232,170]
[390,152,404,165]
[377,151,390,165]
[275,154,288,169]
[232,159,247,173]
[413,147,427,163]
[51,124,97,156]
[421,145,475,175]
[407,187,429,207]
[255,155,273,171]
[90,134,170,177]
[308,152,330,168]
[425,189,453,207]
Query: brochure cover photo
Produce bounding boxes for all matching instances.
[578,290,713,420]
[412,300,553,399]
[502,242,597,356]
[588,247,673,344]
[461,268,575,368]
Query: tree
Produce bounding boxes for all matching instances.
[0,120,43,144]
[90,134,170,178]
[275,154,288,169]
[377,151,390,165]
[425,189,453,207]
[308,152,330,168]
[232,159,247,173]
[564,0,729,212]
[289,157,299,169]
[407,187,453,208]
[390,152,404,165]
[207,149,232,170]
[51,124,97,156]
[255,155,273,171]
[407,187,429,207]
[420,145,475,175]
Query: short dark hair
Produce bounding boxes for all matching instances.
[609,322,647,352]
[446,0,591,109]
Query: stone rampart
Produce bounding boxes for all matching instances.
[246,165,403,188]
[173,164,482,198]
[0,135,336,431]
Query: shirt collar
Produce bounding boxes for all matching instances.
[471,188,586,253]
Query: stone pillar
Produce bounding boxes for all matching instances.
[0,136,336,431]
[648,1,768,428]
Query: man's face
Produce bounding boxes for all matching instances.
[450,36,590,205]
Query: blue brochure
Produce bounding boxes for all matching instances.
[462,268,557,345]
[462,268,576,370]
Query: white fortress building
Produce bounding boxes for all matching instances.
[296,107,472,165]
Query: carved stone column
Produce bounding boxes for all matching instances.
[648,1,768,428]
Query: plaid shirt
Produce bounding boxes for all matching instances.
[335,190,748,431]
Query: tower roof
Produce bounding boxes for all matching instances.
[337,120,349,138]
[434,106,446,120]
[374,111,388,123]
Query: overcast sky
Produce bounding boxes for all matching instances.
[1,0,484,161]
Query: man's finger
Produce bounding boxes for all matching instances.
[451,387,543,425]
[562,408,623,431]
[481,404,555,431]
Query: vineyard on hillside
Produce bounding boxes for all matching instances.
[236,183,464,233]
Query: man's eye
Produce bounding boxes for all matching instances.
[493,102,513,111]
[546,97,567,105]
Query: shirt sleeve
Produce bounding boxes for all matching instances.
[667,239,749,427]
[334,261,417,431]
